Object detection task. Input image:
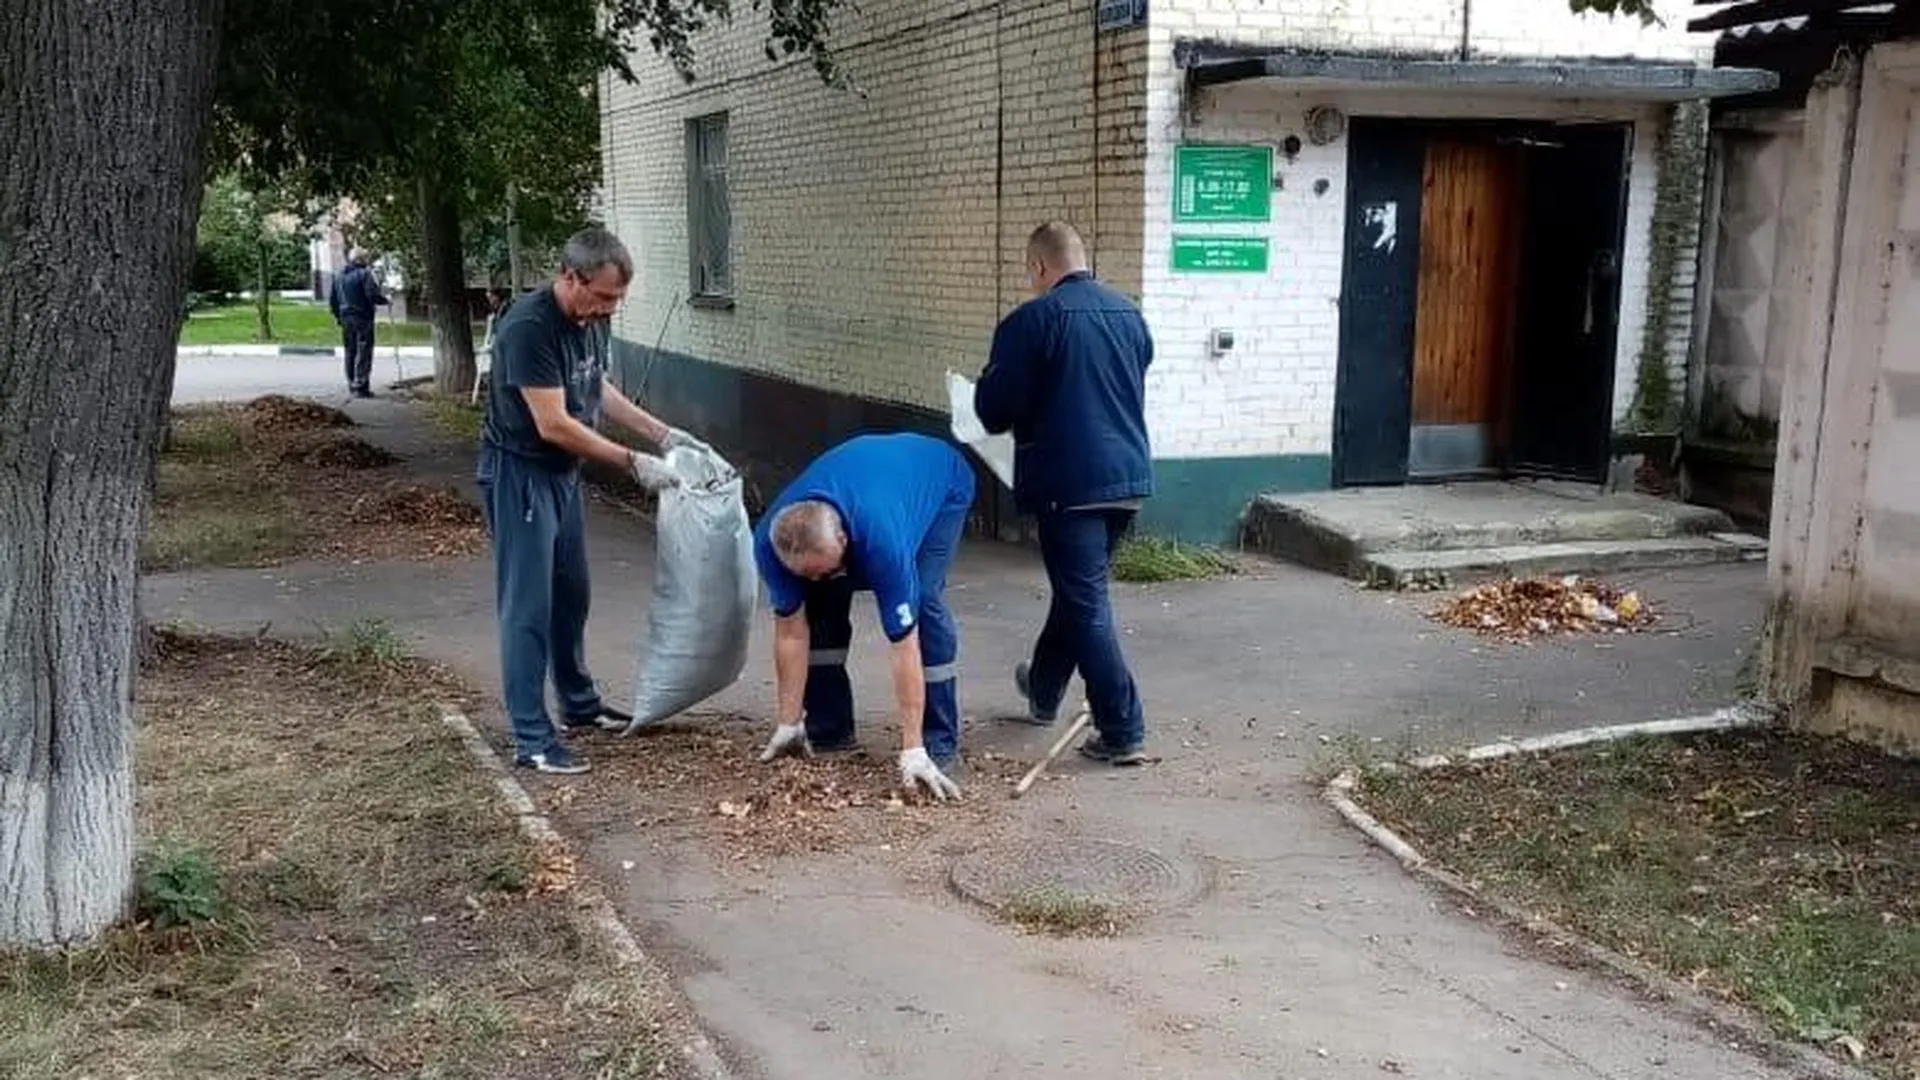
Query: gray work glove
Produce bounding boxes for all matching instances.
[662,427,712,456]
[758,721,812,763]
[627,450,680,493]
[899,747,960,802]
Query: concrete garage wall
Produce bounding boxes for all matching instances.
[1765,42,1920,755]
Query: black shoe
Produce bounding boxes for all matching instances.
[514,743,590,775]
[1010,662,1058,726]
[352,386,375,399]
[1078,734,1146,766]
[561,705,633,733]
[809,733,861,755]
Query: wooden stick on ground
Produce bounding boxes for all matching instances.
[1010,703,1093,799]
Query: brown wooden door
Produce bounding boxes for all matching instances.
[1407,137,1524,477]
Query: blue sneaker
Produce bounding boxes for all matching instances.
[1011,662,1057,726]
[515,742,590,775]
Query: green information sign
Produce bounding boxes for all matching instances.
[1171,236,1269,273]
[1173,144,1272,222]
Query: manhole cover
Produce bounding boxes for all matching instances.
[948,837,1207,915]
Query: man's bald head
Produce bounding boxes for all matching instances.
[1024,221,1089,294]
[770,500,847,580]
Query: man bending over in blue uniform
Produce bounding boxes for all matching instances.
[752,433,977,802]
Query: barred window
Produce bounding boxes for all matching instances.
[686,113,731,299]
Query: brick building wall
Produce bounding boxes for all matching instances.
[598,0,1147,536]
[598,0,1724,542]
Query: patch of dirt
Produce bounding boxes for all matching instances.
[241,394,354,433]
[277,430,400,470]
[543,719,1031,865]
[148,401,484,571]
[1430,575,1657,643]
[0,631,700,1080]
[1358,729,1920,1077]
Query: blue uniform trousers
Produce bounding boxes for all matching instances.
[1023,508,1146,747]
[800,505,967,766]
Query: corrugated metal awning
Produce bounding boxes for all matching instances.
[1174,42,1782,100]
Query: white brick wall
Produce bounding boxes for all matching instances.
[600,0,1145,415]
[1135,0,1711,460]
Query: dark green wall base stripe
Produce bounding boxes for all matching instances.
[1135,454,1332,545]
[611,338,1332,545]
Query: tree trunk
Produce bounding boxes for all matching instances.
[506,182,523,293]
[254,237,273,342]
[419,173,474,395]
[0,0,223,948]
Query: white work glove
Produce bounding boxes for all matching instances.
[898,747,960,802]
[662,427,712,456]
[627,450,680,493]
[758,722,812,763]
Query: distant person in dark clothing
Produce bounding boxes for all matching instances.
[974,221,1155,766]
[329,248,389,398]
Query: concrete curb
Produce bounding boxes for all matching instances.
[1323,701,1876,1080]
[438,708,738,1080]
[177,344,435,359]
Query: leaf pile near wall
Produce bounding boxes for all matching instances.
[1630,100,1710,434]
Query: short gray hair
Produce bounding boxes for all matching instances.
[561,226,633,285]
[770,501,843,563]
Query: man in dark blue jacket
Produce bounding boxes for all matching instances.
[328,248,390,398]
[974,221,1154,765]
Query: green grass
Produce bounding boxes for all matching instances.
[1111,536,1235,584]
[1359,731,1920,1076]
[141,410,309,572]
[0,632,676,1080]
[422,394,485,441]
[997,888,1127,937]
[177,298,479,348]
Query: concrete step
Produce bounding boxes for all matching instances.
[1241,483,1739,580]
[1360,533,1770,589]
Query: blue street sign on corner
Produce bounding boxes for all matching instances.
[1098,0,1147,33]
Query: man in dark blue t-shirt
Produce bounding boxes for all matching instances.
[752,433,976,801]
[478,226,708,775]
[975,220,1154,766]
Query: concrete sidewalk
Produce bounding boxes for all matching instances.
[146,399,1788,1080]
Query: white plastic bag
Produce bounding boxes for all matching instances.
[625,444,758,732]
[946,369,1015,490]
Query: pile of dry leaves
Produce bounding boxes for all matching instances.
[346,483,484,528]
[1430,575,1653,642]
[278,430,401,470]
[241,394,354,434]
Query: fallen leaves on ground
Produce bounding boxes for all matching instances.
[150,401,485,570]
[240,394,354,434]
[553,720,1027,863]
[277,430,400,470]
[1430,575,1654,642]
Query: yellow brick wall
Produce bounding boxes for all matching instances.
[600,0,1146,413]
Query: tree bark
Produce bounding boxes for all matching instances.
[254,237,273,342]
[0,0,223,947]
[419,173,475,395]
